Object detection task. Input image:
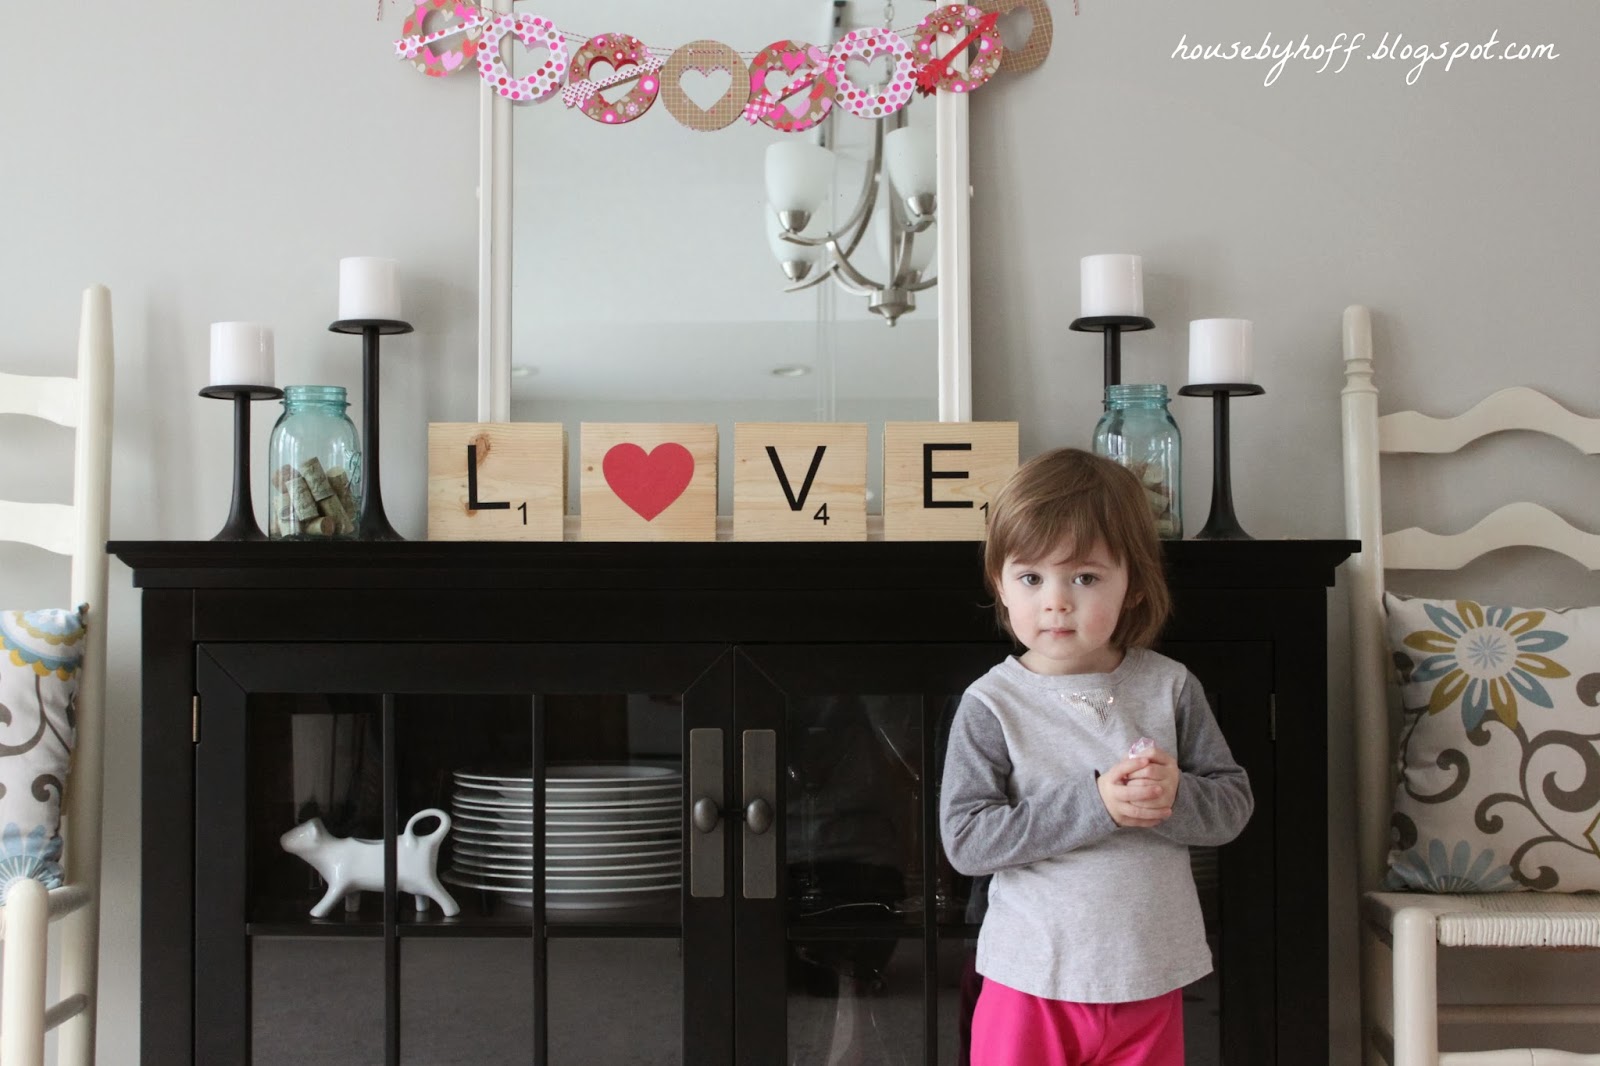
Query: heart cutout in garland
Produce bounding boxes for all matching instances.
[993,4,1033,54]
[762,68,816,120]
[681,68,734,110]
[602,442,695,521]
[845,53,896,91]
[590,60,637,105]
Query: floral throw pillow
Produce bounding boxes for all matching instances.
[0,607,85,900]
[1383,592,1600,892]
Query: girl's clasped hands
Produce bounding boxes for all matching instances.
[1098,737,1181,829]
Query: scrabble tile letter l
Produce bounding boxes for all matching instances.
[427,423,565,541]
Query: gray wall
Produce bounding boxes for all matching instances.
[1,0,1596,1061]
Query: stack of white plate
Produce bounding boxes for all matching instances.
[441,764,683,910]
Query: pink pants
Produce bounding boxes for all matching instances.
[969,979,1185,1066]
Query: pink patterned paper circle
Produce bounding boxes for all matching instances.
[475,14,568,103]
[566,33,661,125]
[913,4,1005,94]
[829,27,916,119]
[399,0,482,78]
[745,40,836,133]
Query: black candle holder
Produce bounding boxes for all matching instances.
[1069,315,1155,392]
[199,384,284,542]
[1177,383,1265,540]
[329,318,414,541]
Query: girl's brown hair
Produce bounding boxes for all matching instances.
[982,447,1172,648]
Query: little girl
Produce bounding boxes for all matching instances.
[940,447,1253,1066]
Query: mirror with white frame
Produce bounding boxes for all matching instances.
[477,0,973,515]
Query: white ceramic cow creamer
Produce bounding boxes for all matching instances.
[280,808,460,918]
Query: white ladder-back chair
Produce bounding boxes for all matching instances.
[1341,304,1600,1066]
[0,286,113,1066]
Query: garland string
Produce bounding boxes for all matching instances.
[397,1,953,63]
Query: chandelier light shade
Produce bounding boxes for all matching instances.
[764,115,938,326]
[767,208,823,282]
[764,141,834,230]
[884,125,936,209]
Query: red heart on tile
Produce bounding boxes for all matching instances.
[602,442,694,521]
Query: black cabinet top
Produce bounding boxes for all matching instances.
[111,539,1356,592]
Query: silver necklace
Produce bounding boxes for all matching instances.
[1060,689,1116,729]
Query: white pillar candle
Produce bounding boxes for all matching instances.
[1188,318,1254,385]
[208,322,274,388]
[1079,254,1144,318]
[338,256,401,320]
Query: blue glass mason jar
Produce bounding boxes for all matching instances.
[267,385,362,539]
[1091,383,1182,539]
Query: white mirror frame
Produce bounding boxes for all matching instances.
[475,61,973,424]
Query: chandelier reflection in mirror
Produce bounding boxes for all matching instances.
[763,85,937,327]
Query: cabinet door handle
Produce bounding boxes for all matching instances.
[744,797,773,835]
[741,729,778,899]
[688,728,725,898]
[692,797,721,834]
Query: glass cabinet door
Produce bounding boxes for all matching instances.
[196,643,733,1066]
[239,695,390,1066]
[732,644,1004,1066]
[733,641,1273,1066]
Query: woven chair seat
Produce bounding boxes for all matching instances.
[1365,891,1600,949]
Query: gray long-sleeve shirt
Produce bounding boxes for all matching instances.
[939,647,1253,1003]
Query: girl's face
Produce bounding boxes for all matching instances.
[998,538,1131,676]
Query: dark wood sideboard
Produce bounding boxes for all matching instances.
[111,538,1354,1066]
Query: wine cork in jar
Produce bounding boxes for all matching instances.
[327,466,358,516]
[288,475,321,521]
[299,457,333,501]
[317,492,352,534]
[272,493,293,536]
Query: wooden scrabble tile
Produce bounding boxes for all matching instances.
[427,422,566,541]
[732,423,868,541]
[882,421,1020,541]
[580,423,718,541]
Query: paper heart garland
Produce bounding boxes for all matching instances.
[831,27,916,120]
[399,0,482,78]
[395,3,1061,115]
[564,33,660,124]
[474,13,568,102]
[744,40,836,132]
[602,442,695,521]
[913,6,1005,96]
[660,40,746,131]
